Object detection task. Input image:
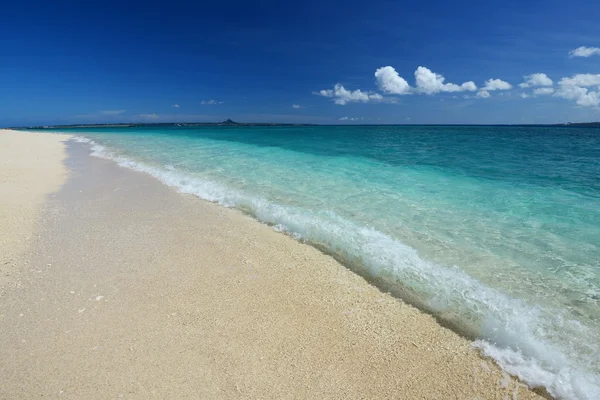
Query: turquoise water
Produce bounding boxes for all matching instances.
[55,125,599,399]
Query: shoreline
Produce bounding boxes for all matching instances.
[0,130,545,399]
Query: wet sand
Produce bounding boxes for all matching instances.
[0,131,545,399]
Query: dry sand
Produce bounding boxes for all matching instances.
[0,129,70,291]
[0,130,546,399]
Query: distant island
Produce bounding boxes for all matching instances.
[556,122,600,127]
[16,119,316,129]
[8,120,600,129]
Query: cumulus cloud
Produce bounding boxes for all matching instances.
[569,46,600,58]
[520,93,529,99]
[339,116,364,121]
[554,73,600,107]
[375,66,411,94]
[461,81,478,91]
[533,87,554,96]
[318,65,515,104]
[414,66,477,94]
[201,99,223,105]
[474,79,512,98]
[519,73,553,88]
[316,84,384,105]
[555,85,599,107]
[482,79,513,91]
[374,65,476,95]
[558,74,600,87]
[102,110,126,115]
[292,104,302,109]
[172,104,180,108]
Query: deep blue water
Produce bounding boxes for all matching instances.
[50,125,600,399]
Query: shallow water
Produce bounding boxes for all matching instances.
[47,125,600,399]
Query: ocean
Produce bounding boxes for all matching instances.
[51,125,599,399]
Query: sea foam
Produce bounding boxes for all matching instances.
[73,135,600,400]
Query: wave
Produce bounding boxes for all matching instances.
[72,136,600,400]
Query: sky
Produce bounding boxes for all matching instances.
[1,0,600,126]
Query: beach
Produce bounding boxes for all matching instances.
[0,129,546,399]
[0,130,70,291]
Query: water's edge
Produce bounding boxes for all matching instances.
[70,135,599,400]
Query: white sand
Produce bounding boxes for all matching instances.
[0,129,70,290]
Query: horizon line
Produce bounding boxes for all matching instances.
[7,121,600,129]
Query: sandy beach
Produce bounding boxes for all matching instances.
[0,130,70,291]
[0,129,546,399]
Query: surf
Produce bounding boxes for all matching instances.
[71,133,600,399]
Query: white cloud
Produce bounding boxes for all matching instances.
[374,66,476,95]
[520,93,529,99]
[569,46,600,58]
[461,81,478,91]
[292,104,302,109]
[317,66,515,105]
[339,116,364,121]
[414,66,477,94]
[172,104,180,108]
[554,74,600,107]
[375,66,411,94]
[102,110,126,115]
[519,73,553,88]
[201,99,224,105]
[137,113,158,120]
[316,84,384,105]
[483,78,512,91]
[558,74,600,87]
[475,79,512,97]
[555,85,599,107]
[533,87,554,96]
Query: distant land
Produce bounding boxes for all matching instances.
[13,119,316,129]
[559,122,600,127]
[8,120,600,129]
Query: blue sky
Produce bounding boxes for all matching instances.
[2,0,600,126]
